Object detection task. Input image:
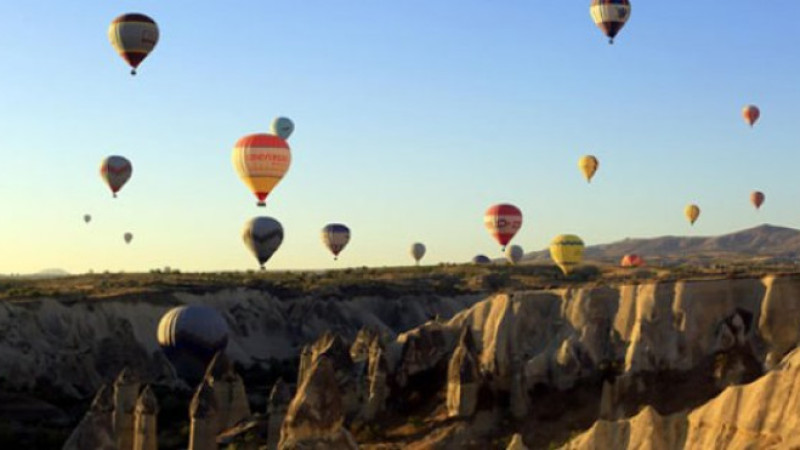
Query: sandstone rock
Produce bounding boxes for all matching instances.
[446,326,480,418]
[113,368,140,450]
[132,385,158,450]
[506,433,529,450]
[278,356,358,450]
[362,338,389,421]
[267,378,292,450]
[205,352,251,433]
[62,383,116,450]
[189,380,219,450]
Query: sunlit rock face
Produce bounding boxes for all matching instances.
[563,346,800,449]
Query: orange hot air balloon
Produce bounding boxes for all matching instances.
[620,254,644,268]
[742,105,760,127]
[750,191,765,210]
[685,204,700,225]
[232,134,292,207]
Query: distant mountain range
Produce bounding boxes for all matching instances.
[524,224,800,264]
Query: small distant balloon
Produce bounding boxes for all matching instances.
[108,13,159,75]
[232,134,292,207]
[322,224,351,260]
[242,217,284,269]
[750,191,765,210]
[578,155,599,183]
[124,232,133,244]
[472,255,491,265]
[550,234,585,275]
[484,204,523,251]
[411,243,426,266]
[685,204,700,225]
[270,117,295,140]
[84,214,92,224]
[505,245,524,265]
[100,156,132,198]
[742,105,760,128]
[590,0,631,44]
[620,254,644,268]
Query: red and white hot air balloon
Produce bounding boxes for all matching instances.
[750,191,765,210]
[484,204,523,251]
[742,105,760,127]
[232,134,292,207]
[620,254,644,268]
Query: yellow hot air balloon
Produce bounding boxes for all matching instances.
[685,204,700,225]
[550,234,585,275]
[232,134,292,207]
[578,155,599,183]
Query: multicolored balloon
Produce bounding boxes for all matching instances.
[124,232,133,244]
[411,242,426,266]
[742,105,760,127]
[620,254,644,268]
[484,204,523,251]
[590,0,631,44]
[322,223,351,260]
[157,305,229,382]
[100,156,132,198]
[578,155,599,183]
[270,117,295,140]
[242,217,284,269]
[550,234,585,275]
[750,191,765,210]
[505,245,524,265]
[108,13,159,75]
[685,204,700,225]
[232,134,292,207]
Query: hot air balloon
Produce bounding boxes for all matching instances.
[270,117,295,140]
[242,217,284,269]
[108,13,159,75]
[751,191,765,210]
[321,224,350,260]
[484,204,523,251]
[505,245,524,265]
[157,305,229,382]
[550,234,585,275]
[124,232,133,244]
[232,134,292,207]
[578,155,599,183]
[100,156,132,198]
[590,0,631,44]
[472,255,491,265]
[742,105,760,127]
[685,204,700,225]
[411,243,426,266]
[620,254,644,268]
[84,214,92,224]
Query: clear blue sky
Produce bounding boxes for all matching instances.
[0,1,798,273]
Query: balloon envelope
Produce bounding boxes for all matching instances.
[685,204,700,225]
[590,0,631,44]
[550,234,585,275]
[270,117,295,140]
[321,224,351,260]
[411,243,426,265]
[742,105,760,127]
[578,155,599,183]
[100,156,132,198]
[124,232,133,244]
[751,191,765,210]
[157,305,229,382]
[505,245,524,265]
[108,13,159,75]
[620,254,644,268]
[232,134,291,207]
[484,204,523,250]
[242,217,284,269]
[84,214,91,224]
[472,255,491,264]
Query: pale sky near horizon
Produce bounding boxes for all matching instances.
[0,2,799,273]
